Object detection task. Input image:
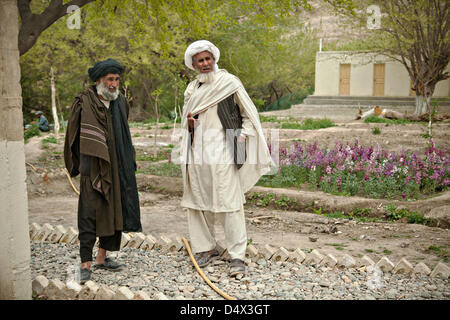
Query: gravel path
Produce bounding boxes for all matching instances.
[31,242,449,300]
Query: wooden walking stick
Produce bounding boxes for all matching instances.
[181,237,236,300]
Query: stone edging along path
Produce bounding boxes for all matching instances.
[29,222,450,300]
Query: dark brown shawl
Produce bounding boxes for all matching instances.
[64,87,112,200]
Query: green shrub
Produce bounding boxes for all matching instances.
[24,125,41,142]
[384,204,428,224]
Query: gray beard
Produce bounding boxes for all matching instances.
[96,81,119,101]
[196,68,217,84]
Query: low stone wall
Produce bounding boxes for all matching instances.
[29,223,450,300]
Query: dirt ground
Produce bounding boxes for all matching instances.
[25,104,450,269]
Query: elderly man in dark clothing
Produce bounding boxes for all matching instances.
[64,58,142,283]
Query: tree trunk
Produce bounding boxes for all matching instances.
[424,95,433,139]
[50,67,60,135]
[173,86,178,125]
[0,0,32,299]
[153,94,159,158]
[414,95,428,115]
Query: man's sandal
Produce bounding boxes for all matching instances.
[93,257,124,272]
[79,267,91,284]
[229,259,246,277]
[194,249,220,267]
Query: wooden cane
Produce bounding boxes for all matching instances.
[181,237,236,300]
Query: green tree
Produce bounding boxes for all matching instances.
[21,0,345,121]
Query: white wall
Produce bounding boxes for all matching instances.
[314,52,339,96]
[434,63,450,96]
[385,61,410,96]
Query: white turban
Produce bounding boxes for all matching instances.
[184,40,220,71]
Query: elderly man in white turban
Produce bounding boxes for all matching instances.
[178,40,274,276]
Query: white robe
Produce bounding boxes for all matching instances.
[177,69,274,213]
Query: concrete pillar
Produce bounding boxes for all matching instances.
[0,0,32,299]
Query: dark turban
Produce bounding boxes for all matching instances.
[88,58,124,82]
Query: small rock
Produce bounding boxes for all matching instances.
[256,259,267,266]
[393,258,413,275]
[78,281,99,300]
[32,275,49,296]
[376,256,395,273]
[113,286,135,300]
[338,254,356,268]
[134,290,151,300]
[154,292,169,300]
[430,262,450,279]
[184,285,195,293]
[386,289,397,299]
[44,279,65,300]
[414,262,431,276]
[249,285,258,292]
[342,275,352,284]
[94,285,115,300]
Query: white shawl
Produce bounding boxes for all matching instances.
[174,69,274,193]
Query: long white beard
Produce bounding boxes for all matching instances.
[196,64,218,84]
[96,81,119,101]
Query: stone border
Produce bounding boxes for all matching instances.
[29,223,450,300]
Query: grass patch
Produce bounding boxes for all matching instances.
[372,127,381,135]
[384,234,412,239]
[312,208,381,223]
[325,243,347,251]
[137,162,181,177]
[42,136,58,144]
[280,118,335,130]
[426,245,449,262]
[247,192,297,210]
[309,205,428,225]
[136,152,169,162]
[364,116,412,125]
[259,115,279,123]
